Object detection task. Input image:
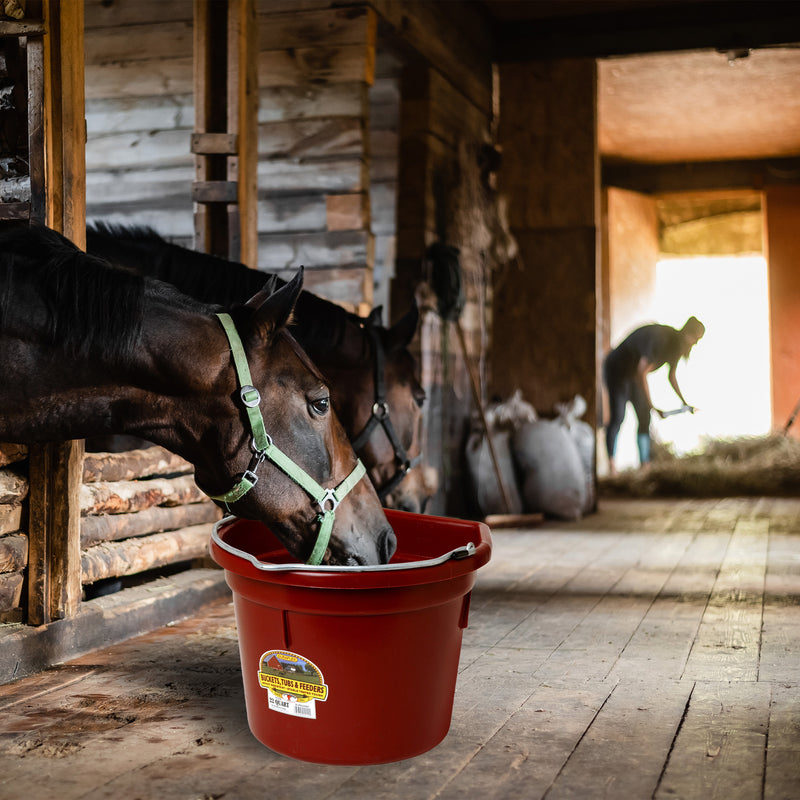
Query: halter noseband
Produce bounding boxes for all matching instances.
[350,319,422,501]
[207,313,367,566]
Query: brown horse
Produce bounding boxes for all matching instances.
[86,223,435,513]
[0,223,395,566]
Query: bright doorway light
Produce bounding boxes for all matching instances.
[612,256,771,469]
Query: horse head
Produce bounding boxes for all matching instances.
[330,303,436,514]
[189,271,397,566]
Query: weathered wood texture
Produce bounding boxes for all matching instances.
[1,497,798,799]
[392,59,495,517]
[82,446,192,484]
[490,59,599,424]
[0,444,27,468]
[81,523,214,584]
[83,1,380,311]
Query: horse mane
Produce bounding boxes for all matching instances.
[87,221,356,357]
[0,223,198,363]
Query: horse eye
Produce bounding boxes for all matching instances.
[310,396,330,416]
[414,390,426,408]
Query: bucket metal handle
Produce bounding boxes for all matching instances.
[211,516,476,572]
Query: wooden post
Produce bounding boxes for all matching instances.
[228,0,258,267]
[27,0,86,625]
[193,0,258,265]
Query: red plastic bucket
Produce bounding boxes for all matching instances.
[210,509,492,765]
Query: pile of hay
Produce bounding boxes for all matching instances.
[599,434,800,497]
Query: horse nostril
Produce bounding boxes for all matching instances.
[380,528,397,563]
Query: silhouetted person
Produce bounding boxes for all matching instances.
[603,316,705,474]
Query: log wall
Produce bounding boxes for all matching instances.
[0,445,29,623]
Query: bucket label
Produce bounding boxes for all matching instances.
[257,650,328,720]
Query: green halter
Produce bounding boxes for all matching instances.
[207,312,367,566]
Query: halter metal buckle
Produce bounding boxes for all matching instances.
[372,400,389,419]
[242,469,259,487]
[240,385,261,408]
[318,488,339,513]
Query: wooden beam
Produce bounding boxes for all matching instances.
[228,0,258,267]
[603,157,800,195]
[193,0,229,257]
[494,1,800,61]
[27,0,87,625]
[193,0,257,264]
[27,441,84,625]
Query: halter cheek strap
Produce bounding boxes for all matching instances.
[207,312,367,566]
[350,320,422,501]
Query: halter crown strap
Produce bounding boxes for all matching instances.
[350,320,422,501]
[208,312,367,565]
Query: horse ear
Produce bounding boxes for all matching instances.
[385,301,419,352]
[366,305,384,326]
[247,267,304,337]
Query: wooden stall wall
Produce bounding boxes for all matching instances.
[491,59,599,427]
[84,0,195,237]
[253,1,376,312]
[383,2,497,517]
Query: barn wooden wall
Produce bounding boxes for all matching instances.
[491,59,599,428]
[84,0,383,312]
[83,0,499,519]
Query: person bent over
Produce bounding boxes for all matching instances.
[603,316,705,475]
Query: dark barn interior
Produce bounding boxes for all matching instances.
[1,1,800,797]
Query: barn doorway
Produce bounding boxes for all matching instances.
[610,253,771,472]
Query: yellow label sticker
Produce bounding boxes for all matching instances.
[257,650,328,719]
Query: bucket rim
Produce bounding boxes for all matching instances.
[211,515,478,573]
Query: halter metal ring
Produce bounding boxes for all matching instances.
[372,400,389,419]
[240,385,261,408]
[317,488,339,513]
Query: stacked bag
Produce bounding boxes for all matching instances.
[466,391,595,520]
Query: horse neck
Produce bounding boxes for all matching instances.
[0,302,225,456]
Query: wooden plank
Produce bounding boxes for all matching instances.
[0,444,27,468]
[682,519,769,681]
[0,533,27,573]
[85,128,192,171]
[258,82,362,123]
[27,439,85,625]
[0,202,31,219]
[606,531,729,683]
[192,180,238,203]
[456,681,691,800]
[229,0,259,267]
[0,504,23,536]
[86,94,194,136]
[0,470,27,504]
[371,0,492,114]
[84,0,192,30]
[257,6,374,51]
[84,56,194,100]
[759,529,800,683]
[256,229,372,269]
[80,474,206,516]
[0,569,23,604]
[84,20,193,64]
[258,117,363,160]
[656,682,771,799]
[256,46,371,88]
[765,683,800,800]
[81,502,220,548]
[0,568,229,683]
[81,523,214,584]
[326,192,366,231]
[82,446,192,484]
[191,132,238,155]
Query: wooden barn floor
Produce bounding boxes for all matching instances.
[1,496,799,800]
